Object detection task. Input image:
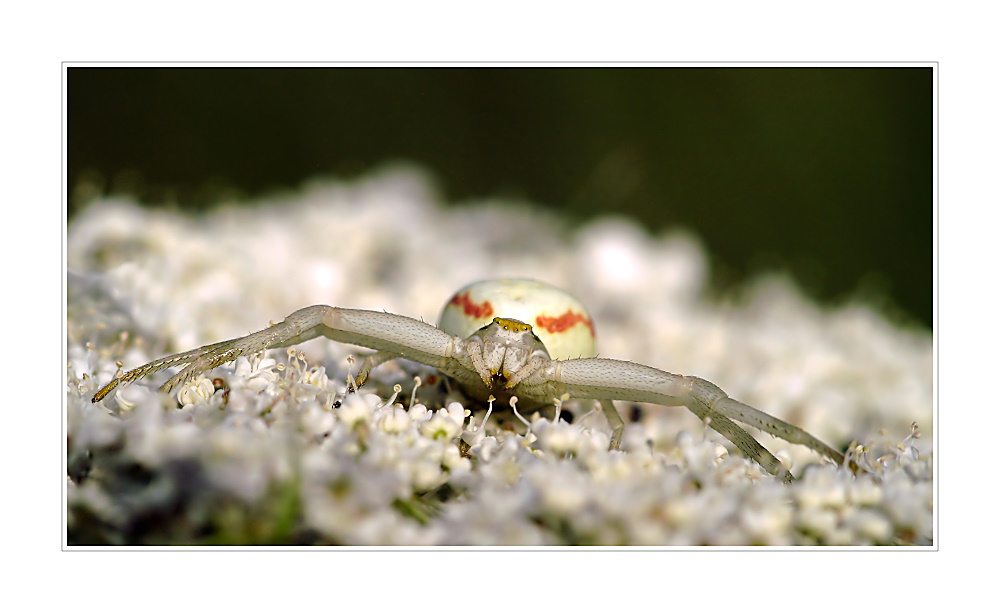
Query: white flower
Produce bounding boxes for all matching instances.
[443,402,469,428]
[848,475,883,506]
[739,499,793,545]
[439,444,472,476]
[794,466,849,510]
[797,507,839,539]
[337,393,378,426]
[420,409,463,441]
[291,381,322,403]
[304,366,329,389]
[468,435,499,462]
[532,418,586,457]
[115,382,155,412]
[528,463,590,516]
[177,376,215,407]
[846,508,893,543]
[409,459,446,491]
[301,401,335,438]
[377,406,412,434]
[406,403,430,422]
[235,356,279,393]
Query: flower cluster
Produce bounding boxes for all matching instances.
[67,350,932,545]
[66,169,933,546]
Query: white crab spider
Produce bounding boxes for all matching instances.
[92,278,851,482]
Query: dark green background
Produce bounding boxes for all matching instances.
[68,67,933,329]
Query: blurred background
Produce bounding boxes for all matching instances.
[67,67,932,329]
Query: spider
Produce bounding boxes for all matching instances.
[91,278,851,482]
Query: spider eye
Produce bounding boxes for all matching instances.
[493,317,532,333]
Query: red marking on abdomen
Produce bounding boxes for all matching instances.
[535,311,595,336]
[450,292,494,319]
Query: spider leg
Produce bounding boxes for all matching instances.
[685,377,846,467]
[593,392,788,480]
[91,312,327,402]
[542,358,844,480]
[595,398,626,451]
[352,351,401,389]
[93,305,468,403]
[504,354,551,390]
[464,341,494,387]
[680,396,794,482]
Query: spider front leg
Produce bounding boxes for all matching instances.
[92,305,466,403]
[684,376,847,467]
[92,306,331,402]
[539,358,849,481]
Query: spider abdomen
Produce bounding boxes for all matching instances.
[438,278,596,361]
